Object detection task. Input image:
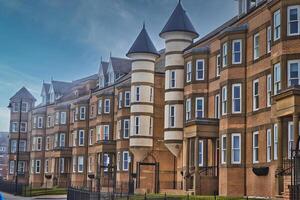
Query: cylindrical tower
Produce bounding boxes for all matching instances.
[127,24,159,162]
[160,1,198,157]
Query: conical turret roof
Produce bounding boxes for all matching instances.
[127,24,159,57]
[160,0,198,37]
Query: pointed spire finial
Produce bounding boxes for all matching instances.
[143,21,145,29]
[110,52,112,58]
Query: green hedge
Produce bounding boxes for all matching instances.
[23,187,67,197]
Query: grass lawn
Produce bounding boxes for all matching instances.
[23,187,67,197]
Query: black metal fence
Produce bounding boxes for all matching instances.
[0,180,26,196]
[67,187,131,200]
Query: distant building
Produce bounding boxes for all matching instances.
[0,132,9,180]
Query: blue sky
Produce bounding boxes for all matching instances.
[0,0,236,131]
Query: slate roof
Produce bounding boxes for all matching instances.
[185,16,238,51]
[160,0,198,37]
[99,61,109,75]
[72,74,98,85]
[51,81,72,95]
[127,24,159,56]
[110,57,132,74]
[42,83,50,94]
[10,87,36,101]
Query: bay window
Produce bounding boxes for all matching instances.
[222,43,228,67]
[198,140,204,167]
[103,125,109,140]
[215,94,220,119]
[78,156,84,173]
[232,83,242,113]
[274,124,278,160]
[267,128,272,162]
[186,61,192,82]
[195,97,204,118]
[60,112,66,124]
[118,92,123,109]
[274,10,281,41]
[267,26,272,53]
[185,98,191,121]
[231,133,241,164]
[135,86,140,102]
[253,33,260,60]
[169,105,175,127]
[267,74,272,107]
[196,59,204,80]
[123,151,129,171]
[216,54,221,77]
[123,119,129,138]
[125,91,130,107]
[274,63,281,95]
[221,135,227,164]
[232,40,242,64]
[170,70,176,88]
[253,79,259,111]
[98,99,102,114]
[80,106,86,120]
[253,131,259,163]
[288,60,300,86]
[222,86,227,115]
[288,6,300,36]
[135,116,140,135]
[104,99,110,113]
[288,122,294,159]
[79,130,84,146]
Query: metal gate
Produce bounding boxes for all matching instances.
[291,138,300,199]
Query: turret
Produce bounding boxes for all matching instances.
[127,23,159,162]
[160,0,198,157]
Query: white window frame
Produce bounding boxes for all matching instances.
[72,156,77,172]
[274,63,281,95]
[72,131,77,147]
[35,160,41,174]
[222,86,227,115]
[80,106,86,120]
[267,74,272,107]
[104,99,110,113]
[9,161,14,174]
[60,133,65,147]
[89,129,93,145]
[288,60,300,87]
[185,98,191,121]
[103,153,110,172]
[267,26,272,53]
[186,61,192,83]
[98,99,102,114]
[78,130,84,146]
[118,92,123,109]
[253,33,260,60]
[103,125,109,140]
[37,116,43,128]
[222,43,228,67]
[45,159,49,173]
[196,59,205,80]
[274,124,278,160]
[288,121,294,159]
[253,131,259,163]
[198,140,204,167]
[88,156,93,173]
[216,54,221,77]
[123,119,130,139]
[267,128,272,162]
[274,9,281,41]
[20,122,27,133]
[60,112,66,124]
[36,137,42,151]
[59,157,64,173]
[231,133,241,164]
[232,83,242,114]
[221,135,227,164]
[215,94,220,119]
[288,6,300,36]
[253,79,259,111]
[195,97,204,118]
[77,156,84,173]
[123,151,129,171]
[125,91,130,107]
[232,39,242,64]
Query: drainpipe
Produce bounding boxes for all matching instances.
[243,33,247,197]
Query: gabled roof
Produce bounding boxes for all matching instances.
[10,87,36,101]
[72,74,98,85]
[127,24,159,57]
[110,57,132,74]
[51,80,72,95]
[99,61,109,75]
[41,83,50,96]
[160,0,198,37]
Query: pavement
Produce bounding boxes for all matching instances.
[0,192,67,200]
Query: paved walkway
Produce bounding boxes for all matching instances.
[0,192,67,200]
